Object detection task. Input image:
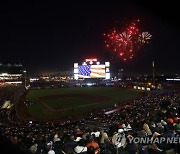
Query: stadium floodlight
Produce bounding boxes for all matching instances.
[87,83,93,86]
[146,88,151,91]
[74,68,78,73]
[74,63,78,68]
[166,78,180,81]
[74,74,78,80]
[23,69,27,87]
[85,58,97,62]
[2,73,8,76]
[106,68,110,72]
[89,61,93,65]
[105,62,110,67]
[105,73,110,80]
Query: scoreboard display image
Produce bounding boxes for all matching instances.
[74,61,110,80]
[78,65,105,78]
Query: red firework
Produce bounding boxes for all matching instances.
[104,19,151,61]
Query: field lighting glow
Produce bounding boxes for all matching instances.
[89,61,93,65]
[105,62,110,67]
[166,78,180,81]
[74,63,78,68]
[87,83,93,86]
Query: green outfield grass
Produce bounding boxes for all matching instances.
[25,87,143,119]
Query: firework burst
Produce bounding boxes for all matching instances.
[138,32,152,44]
[104,19,152,61]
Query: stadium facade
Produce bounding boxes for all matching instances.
[0,62,23,84]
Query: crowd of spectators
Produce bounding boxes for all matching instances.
[0,84,25,104]
[0,84,179,154]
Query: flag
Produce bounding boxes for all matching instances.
[78,65,91,77]
[78,65,105,78]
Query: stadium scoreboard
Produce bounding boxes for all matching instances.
[74,58,110,80]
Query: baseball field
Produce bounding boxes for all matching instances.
[18,87,143,121]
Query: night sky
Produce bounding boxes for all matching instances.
[0,1,179,76]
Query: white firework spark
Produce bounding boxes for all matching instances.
[139,32,152,43]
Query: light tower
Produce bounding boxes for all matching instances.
[23,69,27,88]
[152,60,155,88]
[118,69,124,80]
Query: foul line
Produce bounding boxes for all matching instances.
[37,98,56,111]
[37,98,101,112]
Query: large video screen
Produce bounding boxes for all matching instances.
[78,65,105,78]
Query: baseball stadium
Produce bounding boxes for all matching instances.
[1,2,180,153]
[17,87,143,121]
[0,60,180,154]
[16,59,143,121]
